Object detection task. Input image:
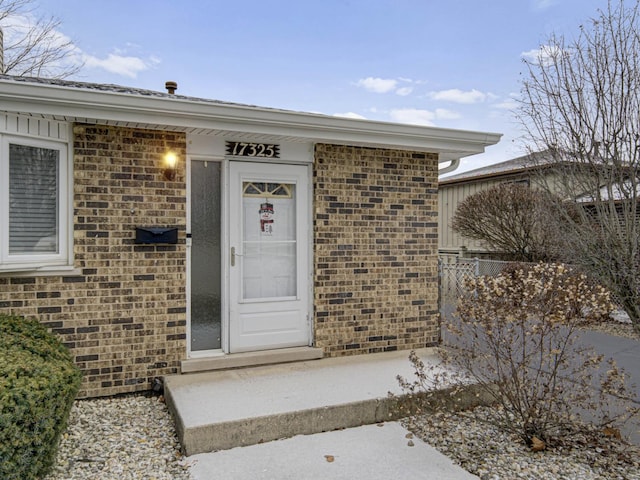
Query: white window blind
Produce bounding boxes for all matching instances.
[9,144,60,254]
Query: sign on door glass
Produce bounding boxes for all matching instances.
[242,182,296,299]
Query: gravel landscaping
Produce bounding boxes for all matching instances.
[44,317,639,480]
[403,316,640,480]
[47,391,640,480]
[405,406,640,480]
[44,394,191,480]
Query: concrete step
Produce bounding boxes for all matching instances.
[165,348,445,456]
[180,346,324,374]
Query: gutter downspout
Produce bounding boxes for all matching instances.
[438,158,460,175]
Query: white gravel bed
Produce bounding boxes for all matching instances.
[405,406,640,480]
[45,394,191,480]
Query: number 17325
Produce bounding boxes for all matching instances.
[226,142,279,158]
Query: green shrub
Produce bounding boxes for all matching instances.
[0,314,82,480]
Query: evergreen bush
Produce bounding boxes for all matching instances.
[0,314,82,480]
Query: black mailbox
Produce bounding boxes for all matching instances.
[135,227,178,244]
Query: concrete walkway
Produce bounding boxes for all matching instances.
[166,347,480,480]
[187,422,479,480]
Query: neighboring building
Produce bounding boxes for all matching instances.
[439,150,640,263]
[438,151,551,260]
[0,75,500,398]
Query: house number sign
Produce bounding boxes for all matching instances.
[226,141,280,158]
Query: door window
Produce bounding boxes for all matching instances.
[241,182,296,300]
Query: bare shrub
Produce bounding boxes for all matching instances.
[451,183,564,262]
[397,263,639,449]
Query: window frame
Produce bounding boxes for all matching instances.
[0,134,73,272]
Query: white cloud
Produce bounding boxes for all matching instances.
[1,14,33,39]
[389,107,464,126]
[355,77,398,93]
[492,98,519,110]
[2,14,72,47]
[429,88,488,104]
[390,108,436,126]
[355,77,416,96]
[521,44,566,66]
[84,51,159,78]
[395,86,413,96]
[333,112,367,119]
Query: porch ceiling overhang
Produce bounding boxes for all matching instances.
[0,77,501,162]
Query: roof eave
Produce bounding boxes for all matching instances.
[439,166,535,185]
[0,79,502,161]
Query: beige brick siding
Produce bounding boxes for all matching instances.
[0,124,187,398]
[0,131,441,398]
[313,144,440,356]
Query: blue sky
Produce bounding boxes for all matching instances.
[10,0,609,172]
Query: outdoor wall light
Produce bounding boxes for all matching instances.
[163,151,178,181]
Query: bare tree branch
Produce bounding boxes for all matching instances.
[0,0,83,78]
[518,0,640,330]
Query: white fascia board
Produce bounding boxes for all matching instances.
[0,80,502,161]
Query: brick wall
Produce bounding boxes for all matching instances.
[0,124,187,398]
[313,144,440,355]
[0,132,441,397]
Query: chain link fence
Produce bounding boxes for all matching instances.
[439,257,516,319]
[438,257,626,320]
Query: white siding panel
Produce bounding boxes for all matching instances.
[17,116,29,135]
[0,113,69,141]
[439,178,505,254]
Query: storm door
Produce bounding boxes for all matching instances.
[228,161,310,353]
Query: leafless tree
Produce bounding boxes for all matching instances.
[0,0,82,78]
[451,183,563,262]
[518,0,640,331]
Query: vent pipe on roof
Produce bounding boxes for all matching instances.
[165,81,177,94]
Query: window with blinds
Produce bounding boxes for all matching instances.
[1,135,69,271]
[9,144,60,254]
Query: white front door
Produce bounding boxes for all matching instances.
[228,161,310,353]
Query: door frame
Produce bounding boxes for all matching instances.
[187,155,314,358]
